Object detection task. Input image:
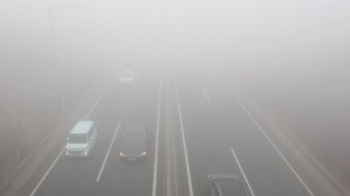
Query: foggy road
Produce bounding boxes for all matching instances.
[16,69,159,196]
[7,67,342,196]
[2,0,350,195]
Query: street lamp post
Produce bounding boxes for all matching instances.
[48,4,80,114]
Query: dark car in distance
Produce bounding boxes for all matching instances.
[119,125,149,161]
[207,174,251,196]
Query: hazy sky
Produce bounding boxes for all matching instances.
[1,0,349,75]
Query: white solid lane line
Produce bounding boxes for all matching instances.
[30,74,119,196]
[230,148,256,196]
[84,75,119,120]
[200,83,211,103]
[174,74,194,196]
[29,148,65,196]
[221,78,315,196]
[152,73,162,196]
[96,122,121,182]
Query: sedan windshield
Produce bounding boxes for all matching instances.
[124,136,144,144]
[122,72,133,77]
[218,179,247,196]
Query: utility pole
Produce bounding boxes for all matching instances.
[48,4,80,114]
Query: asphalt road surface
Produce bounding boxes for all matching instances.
[17,67,335,196]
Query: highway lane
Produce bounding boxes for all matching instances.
[173,70,244,196]
[16,66,333,196]
[19,69,161,196]
[92,71,160,196]
[174,68,329,196]
[218,74,328,196]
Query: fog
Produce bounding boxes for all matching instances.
[2,0,349,72]
[1,0,350,194]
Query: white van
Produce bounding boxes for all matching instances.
[66,121,98,157]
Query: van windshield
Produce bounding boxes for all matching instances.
[69,134,87,144]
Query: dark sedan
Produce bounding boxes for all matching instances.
[119,125,149,161]
[207,174,251,196]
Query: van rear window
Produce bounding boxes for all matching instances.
[69,134,87,143]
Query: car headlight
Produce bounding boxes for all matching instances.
[119,152,126,157]
[139,151,146,156]
[82,145,88,151]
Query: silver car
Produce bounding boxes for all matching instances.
[119,70,135,84]
[207,174,250,196]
